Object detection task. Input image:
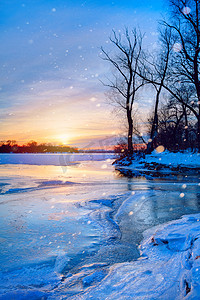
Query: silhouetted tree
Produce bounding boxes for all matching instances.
[151,96,196,150]
[101,28,145,155]
[139,27,173,153]
[161,0,200,150]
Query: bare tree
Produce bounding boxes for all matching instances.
[101,28,145,155]
[140,27,173,153]
[169,84,195,148]
[138,1,200,151]
[150,87,195,150]
[161,0,200,150]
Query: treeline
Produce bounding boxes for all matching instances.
[149,100,197,152]
[0,141,78,153]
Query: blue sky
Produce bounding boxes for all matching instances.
[0,0,166,146]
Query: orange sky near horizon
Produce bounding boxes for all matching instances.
[0,80,152,147]
[1,86,122,147]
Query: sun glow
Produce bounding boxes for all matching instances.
[57,134,70,145]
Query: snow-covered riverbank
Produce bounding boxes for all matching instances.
[144,150,200,168]
[115,150,200,178]
[72,213,200,299]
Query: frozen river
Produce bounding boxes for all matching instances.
[1,154,200,299]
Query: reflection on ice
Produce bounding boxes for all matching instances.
[1,160,200,298]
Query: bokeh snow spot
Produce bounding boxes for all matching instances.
[101,164,107,169]
[173,43,182,52]
[156,145,165,153]
[90,97,97,102]
[156,274,164,283]
[182,6,191,15]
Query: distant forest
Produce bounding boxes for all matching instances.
[0,140,78,153]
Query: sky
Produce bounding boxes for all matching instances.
[0,0,166,148]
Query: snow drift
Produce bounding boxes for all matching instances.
[72,213,200,299]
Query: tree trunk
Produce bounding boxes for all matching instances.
[146,90,160,154]
[194,87,200,152]
[193,38,200,151]
[127,109,133,155]
[197,114,200,152]
[183,106,188,149]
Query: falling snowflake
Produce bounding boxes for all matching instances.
[156,145,165,153]
[101,164,107,169]
[172,43,182,52]
[182,6,191,15]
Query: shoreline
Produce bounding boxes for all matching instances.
[115,150,200,178]
[71,212,200,299]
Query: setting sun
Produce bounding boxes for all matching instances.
[57,134,70,145]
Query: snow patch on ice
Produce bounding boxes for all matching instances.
[71,213,200,299]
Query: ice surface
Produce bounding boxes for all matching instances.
[72,214,200,300]
[0,153,115,166]
[0,161,126,299]
[1,158,200,299]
